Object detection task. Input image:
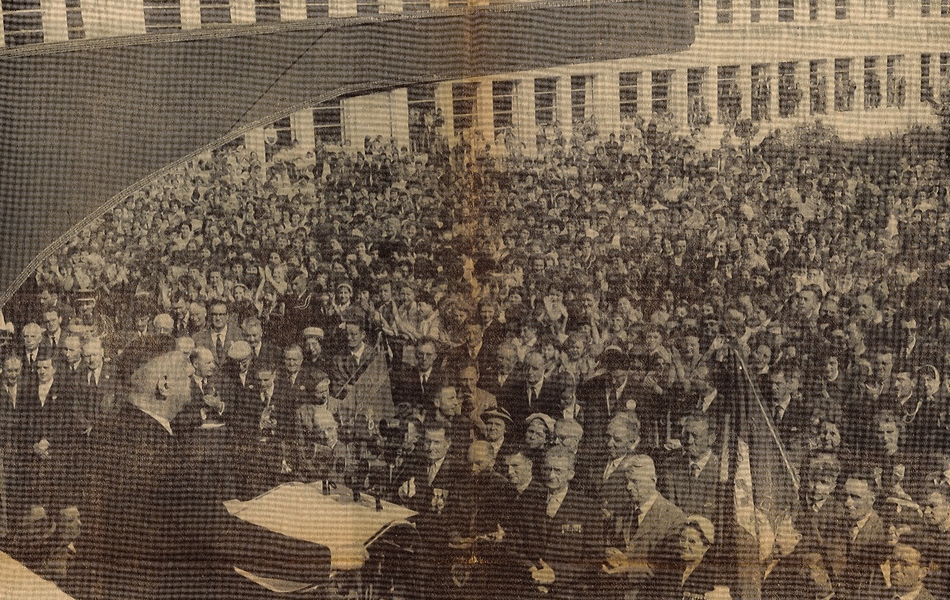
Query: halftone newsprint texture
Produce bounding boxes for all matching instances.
[0,1,949,598]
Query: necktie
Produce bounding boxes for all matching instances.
[528,387,535,407]
[215,334,223,357]
[690,463,701,478]
[627,506,641,539]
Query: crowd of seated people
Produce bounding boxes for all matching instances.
[0,116,950,599]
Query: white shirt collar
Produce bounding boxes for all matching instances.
[138,406,173,435]
[637,492,659,521]
[691,450,712,473]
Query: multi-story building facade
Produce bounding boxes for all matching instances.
[2,0,948,154]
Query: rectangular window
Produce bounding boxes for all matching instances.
[943,0,949,16]
[571,75,592,127]
[834,58,855,111]
[810,60,827,114]
[306,0,329,17]
[534,78,557,126]
[718,65,741,124]
[493,80,515,140]
[922,54,933,101]
[717,0,733,22]
[810,0,819,19]
[888,0,895,17]
[887,55,905,107]
[778,0,794,21]
[864,56,882,109]
[652,70,673,116]
[407,83,437,153]
[619,72,639,121]
[313,100,343,146]
[452,82,478,132]
[356,0,378,14]
[402,0,428,11]
[750,0,761,22]
[65,0,84,39]
[200,0,230,24]
[778,62,800,118]
[751,64,771,121]
[255,0,280,22]
[687,68,709,128]
[691,0,700,22]
[265,116,293,161]
[143,0,181,33]
[835,0,846,18]
[922,0,931,16]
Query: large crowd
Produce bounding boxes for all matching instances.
[2,116,950,600]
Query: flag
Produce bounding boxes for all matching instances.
[711,344,799,600]
[349,339,395,426]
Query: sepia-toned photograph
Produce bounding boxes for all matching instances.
[1,0,950,598]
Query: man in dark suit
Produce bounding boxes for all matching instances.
[498,351,560,436]
[919,478,950,599]
[524,445,602,600]
[603,454,686,600]
[396,424,464,600]
[41,308,66,361]
[658,414,719,518]
[580,410,643,518]
[193,299,244,367]
[0,354,29,518]
[242,316,281,373]
[446,440,510,599]
[479,343,519,399]
[834,473,889,600]
[22,355,71,511]
[20,322,44,387]
[500,448,546,560]
[86,334,197,599]
[392,338,444,410]
[443,323,491,379]
[78,337,118,424]
[172,346,233,504]
[330,321,374,402]
[578,349,640,442]
[795,453,846,552]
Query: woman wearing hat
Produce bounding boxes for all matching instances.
[524,413,556,478]
[647,515,724,600]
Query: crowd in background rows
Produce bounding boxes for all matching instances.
[3,116,950,599]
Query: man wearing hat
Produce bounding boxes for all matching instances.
[578,348,639,453]
[480,407,516,465]
[301,326,328,377]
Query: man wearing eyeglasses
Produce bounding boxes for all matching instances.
[194,299,244,366]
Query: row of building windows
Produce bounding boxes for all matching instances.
[264,99,345,159]
[5,0,950,47]
[701,0,950,23]
[437,53,946,140]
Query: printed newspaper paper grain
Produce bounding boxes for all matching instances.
[0,1,947,598]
